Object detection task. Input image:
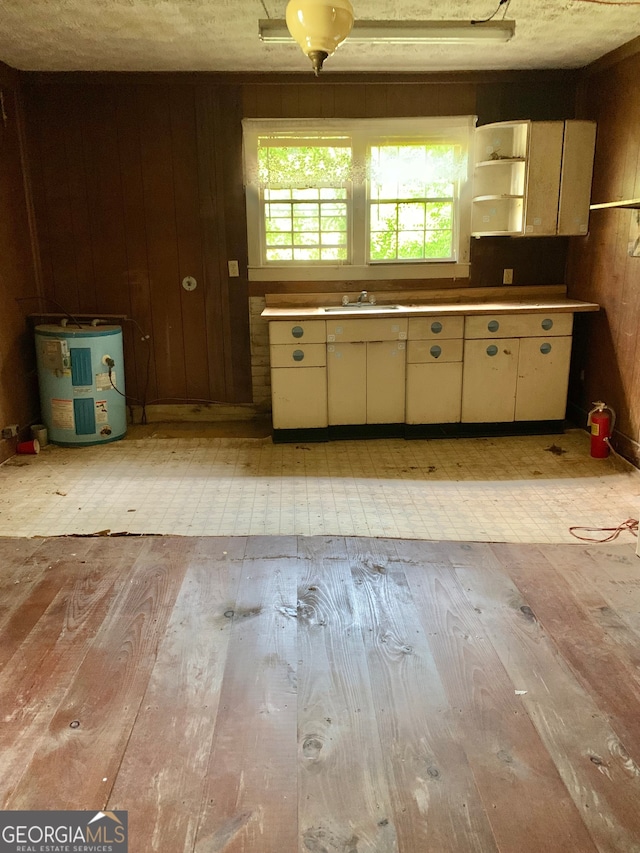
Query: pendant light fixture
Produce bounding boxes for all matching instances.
[284,0,354,75]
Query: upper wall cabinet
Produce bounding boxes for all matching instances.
[471,120,596,238]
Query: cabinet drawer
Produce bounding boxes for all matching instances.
[269,320,326,344]
[465,312,573,339]
[326,318,408,342]
[407,339,463,364]
[408,316,464,340]
[270,343,326,368]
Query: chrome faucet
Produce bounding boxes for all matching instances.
[357,290,369,304]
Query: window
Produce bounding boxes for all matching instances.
[243,117,475,281]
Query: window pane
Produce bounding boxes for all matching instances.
[370,203,397,231]
[425,230,453,258]
[398,203,426,231]
[294,248,321,261]
[266,232,291,246]
[320,232,346,246]
[266,248,293,261]
[265,217,292,233]
[265,203,291,218]
[370,230,397,261]
[426,202,452,229]
[258,144,352,187]
[398,232,426,260]
[368,143,458,261]
[252,126,467,268]
[293,218,319,232]
[321,216,347,233]
[263,195,347,263]
[320,187,347,199]
[321,247,348,261]
[295,231,318,246]
[264,188,291,200]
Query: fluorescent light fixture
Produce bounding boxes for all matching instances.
[259,18,516,45]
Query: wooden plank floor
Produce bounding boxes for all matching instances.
[0,535,639,852]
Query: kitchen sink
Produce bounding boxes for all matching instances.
[323,304,401,312]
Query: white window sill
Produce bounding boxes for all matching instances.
[248,263,471,282]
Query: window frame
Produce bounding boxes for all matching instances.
[243,116,476,282]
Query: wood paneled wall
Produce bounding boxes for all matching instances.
[0,64,39,462]
[23,80,252,406]
[566,52,640,464]
[22,72,577,409]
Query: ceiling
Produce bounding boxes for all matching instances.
[0,0,639,75]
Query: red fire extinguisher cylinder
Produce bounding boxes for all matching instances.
[588,401,615,459]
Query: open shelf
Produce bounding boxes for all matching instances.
[475,158,526,167]
[590,198,640,210]
[471,196,524,235]
[473,194,524,202]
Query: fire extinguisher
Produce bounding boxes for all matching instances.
[587,401,616,458]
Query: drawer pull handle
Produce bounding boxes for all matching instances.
[486,345,498,357]
[431,321,443,334]
[540,343,552,355]
[292,349,305,362]
[292,325,304,339]
[430,345,442,359]
[541,318,553,331]
[487,320,500,332]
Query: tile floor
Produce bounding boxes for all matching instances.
[0,428,638,543]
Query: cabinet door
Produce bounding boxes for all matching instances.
[524,121,564,235]
[366,341,406,424]
[515,336,572,421]
[406,363,462,424]
[271,367,327,429]
[327,342,366,425]
[462,338,519,422]
[557,120,596,236]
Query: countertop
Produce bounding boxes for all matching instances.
[261,298,600,321]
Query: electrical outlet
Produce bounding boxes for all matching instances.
[1,424,19,439]
[503,268,514,285]
[228,260,240,277]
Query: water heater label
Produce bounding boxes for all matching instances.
[42,339,70,372]
[95,400,108,424]
[96,372,114,391]
[51,398,75,430]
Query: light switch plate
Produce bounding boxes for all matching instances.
[228,260,240,277]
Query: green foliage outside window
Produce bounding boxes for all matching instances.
[258,140,459,264]
[369,144,456,262]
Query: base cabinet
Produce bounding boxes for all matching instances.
[515,336,572,420]
[461,335,572,423]
[366,341,406,424]
[327,341,405,425]
[268,311,577,436]
[327,342,366,425]
[462,339,519,422]
[271,367,327,429]
[406,363,463,423]
[269,320,328,429]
